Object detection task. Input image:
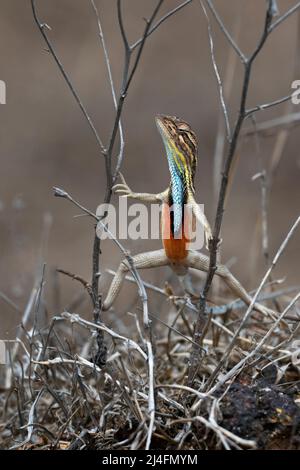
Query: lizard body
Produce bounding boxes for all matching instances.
[102,115,275,319]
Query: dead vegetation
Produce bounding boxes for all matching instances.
[1,285,300,450]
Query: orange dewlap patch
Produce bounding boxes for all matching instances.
[161,202,193,262]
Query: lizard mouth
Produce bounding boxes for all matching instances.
[155,114,173,140]
[155,115,167,138]
[155,114,185,178]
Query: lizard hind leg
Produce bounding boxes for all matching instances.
[184,250,277,318]
[102,249,169,311]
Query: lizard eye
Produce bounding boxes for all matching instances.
[178,123,190,132]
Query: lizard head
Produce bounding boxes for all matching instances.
[155,115,197,190]
[156,115,198,234]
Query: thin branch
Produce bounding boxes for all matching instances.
[205,0,246,63]
[212,8,242,206]
[90,0,125,174]
[105,0,165,199]
[0,292,21,313]
[187,1,277,386]
[60,312,147,360]
[56,268,94,303]
[245,93,293,117]
[126,1,164,93]
[53,184,156,448]
[205,214,300,392]
[117,0,130,53]
[171,414,256,449]
[209,291,300,394]
[30,0,105,154]
[92,3,174,445]
[131,0,193,50]
[269,1,300,32]
[200,1,231,142]
[243,111,300,136]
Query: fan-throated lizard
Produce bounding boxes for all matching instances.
[102,115,274,318]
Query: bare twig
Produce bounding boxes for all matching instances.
[171,414,256,449]
[243,111,300,136]
[200,1,231,142]
[187,0,300,386]
[206,215,300,391]
[90,0,125,174]
[212,7,242,205]
[53,184,157,448]
[269,1,300,32]
[60,311,148,360]
[56,269,94,303]
[0,292,21,313]
[188,1,277,386]
[245,93,293,117]
[31,0,105,153]
[131,0,193,50]
[209,291,300,393]
[205,0,246,63]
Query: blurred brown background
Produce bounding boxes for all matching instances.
[0,0,299,336]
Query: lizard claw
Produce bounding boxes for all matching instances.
[112,173,134,197]
[204,229,213,251]
[113,184,130,193]
[205,234,222,251]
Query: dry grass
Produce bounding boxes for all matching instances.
[1,274,300,450]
